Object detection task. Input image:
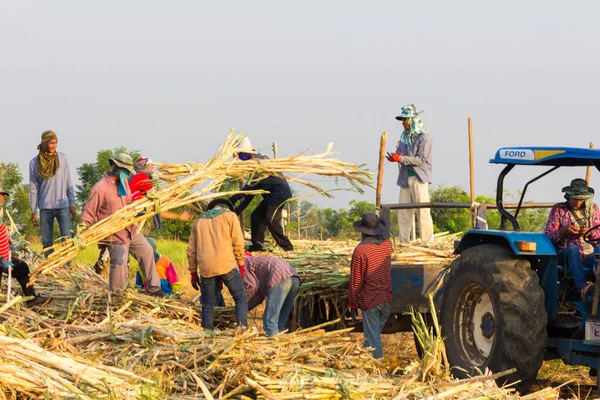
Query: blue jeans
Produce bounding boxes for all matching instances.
[362,302,391,359]
[200,268,248,330]
[263,276,300,336]
[558,245,600,291]
[40,208,72,256]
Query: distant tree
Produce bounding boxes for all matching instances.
[76,147,140,208]
[429,185,472,233]
[0,161,34,237]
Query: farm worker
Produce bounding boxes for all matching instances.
[80,153,164,297]
[243,254,301,336]
[135,238,181,296]
[93,156,156,275]
[187,198,248,329]
[29,130,76,256]
[545,178,600,299]
[0,185,47,306]
[349,213,393,359]
[386,104,434,245]
[229,139,294,252]
[129,157,155,201]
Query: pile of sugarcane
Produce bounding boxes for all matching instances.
[0,265,562,399]
[29,131,373,284]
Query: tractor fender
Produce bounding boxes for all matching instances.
[454,229,557,257]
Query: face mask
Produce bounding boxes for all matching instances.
[117,169,131,196]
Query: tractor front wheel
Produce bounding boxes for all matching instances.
[441,244,547,393]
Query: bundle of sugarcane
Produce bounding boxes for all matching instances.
[29,131,372,284]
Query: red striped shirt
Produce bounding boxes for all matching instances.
[0,221,10,260]
[349,240,393,310]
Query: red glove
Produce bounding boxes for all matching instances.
[386,152,402,163]
[217,279,224,290]
[191,272,200,290]
[239,264,246,279]
[349,301,358,309]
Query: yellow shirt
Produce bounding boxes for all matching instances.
[186,211,245,278]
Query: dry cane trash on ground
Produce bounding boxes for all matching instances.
[0,133,565,398]
[0,262,563,399]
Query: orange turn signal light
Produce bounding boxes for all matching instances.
[515,240,536,252]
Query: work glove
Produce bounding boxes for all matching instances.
[239,264,246,279]
[349,301,358,309]
[386,152,402,163]
[0,258,13,272]
[191,272,200,291]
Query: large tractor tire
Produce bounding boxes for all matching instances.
[441,244,547,393]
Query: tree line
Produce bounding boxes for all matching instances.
[0,148,550,242]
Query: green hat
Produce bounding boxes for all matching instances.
[562,178,594,200]
[109,153,135,175]
[0,184,9,197]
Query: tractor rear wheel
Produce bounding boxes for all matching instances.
[441,244,547,393]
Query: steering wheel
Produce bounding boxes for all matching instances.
[583,223,600,243]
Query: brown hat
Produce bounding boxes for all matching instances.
[109,153,135,175]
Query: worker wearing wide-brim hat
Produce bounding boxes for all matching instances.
[80,153,165,297]
[545,178,600,299]
[230,137,294,252]
[386,104,434,245]
[348,213,393,359]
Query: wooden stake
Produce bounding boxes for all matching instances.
[586,142,595,185]
[272,142,278,159]
[376,132,388,215]
[468,118,475,204]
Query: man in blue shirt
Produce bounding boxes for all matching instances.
[386,105,434,245]
[29,130,76,256]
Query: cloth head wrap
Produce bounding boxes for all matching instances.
[397,104,427,145]
[36,130,60,179]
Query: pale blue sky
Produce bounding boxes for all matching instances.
[2,1,600,209]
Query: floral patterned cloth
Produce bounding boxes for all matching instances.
[544,202,600,260]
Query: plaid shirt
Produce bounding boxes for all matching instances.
[243,255,299,311]
[545,202,600,261]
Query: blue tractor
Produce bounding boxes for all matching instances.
[441,146,600,392]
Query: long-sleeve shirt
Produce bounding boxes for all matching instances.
[349,239,393,311]
[0,220,9,260]
[545,202,600,260]
[29,152,75,212]
[395,133,433,187]
[230,176,292,214]
[243,255,299,310]
[136,255,181,295]
[187,211,245,278]
[80,174,134,244]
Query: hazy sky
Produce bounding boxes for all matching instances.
[2,1,600,209]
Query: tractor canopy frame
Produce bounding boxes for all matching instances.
[490,147,600,231]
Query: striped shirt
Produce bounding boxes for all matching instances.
[0,221,10,260]
[243,255,299,311]
[349,240,393,311]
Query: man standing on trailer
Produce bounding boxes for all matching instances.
[386,104,433,245]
